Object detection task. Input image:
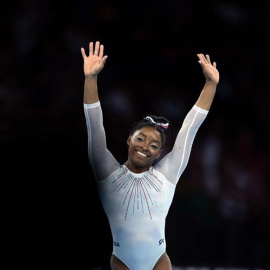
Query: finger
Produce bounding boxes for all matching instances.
[81,47,86,59]
[89,42,94,56]
[101,55,108,65]
[213,62,217,68]
[99,44,104,58]
[202,54,208,63]
[197,54,201,64]
[206,54,211,65]
[94,41,100,55]
[197,53,204,65]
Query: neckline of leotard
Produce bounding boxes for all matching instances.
[122,164,152,178]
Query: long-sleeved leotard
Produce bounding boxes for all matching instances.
[84,101,208,270]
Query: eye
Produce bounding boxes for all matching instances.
[136,137,143,142]
[151,145,158,149]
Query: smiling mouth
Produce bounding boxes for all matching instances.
[136,151,148,158]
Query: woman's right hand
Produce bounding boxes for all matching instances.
[81,41,108,77]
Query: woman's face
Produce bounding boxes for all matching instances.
[127,126,162,170]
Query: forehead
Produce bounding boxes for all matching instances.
[133,126,162,141]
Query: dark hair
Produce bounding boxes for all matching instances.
[129,115,170,148]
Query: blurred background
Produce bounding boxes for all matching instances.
[2,0,269,269]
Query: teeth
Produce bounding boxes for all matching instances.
[137,151,147,157]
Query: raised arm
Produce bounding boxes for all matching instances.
[81,41,108,104]
[157,53,219,185]
[195,53,219,110]
[82,41,119,181]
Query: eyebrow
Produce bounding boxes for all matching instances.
[138,132,161,145]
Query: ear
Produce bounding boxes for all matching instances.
[127,136,131,146]
[156,149,162,159]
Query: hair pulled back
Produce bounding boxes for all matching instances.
[129,115,170,149]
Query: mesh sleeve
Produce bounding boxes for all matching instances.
[84,102,119,181]
[157,105,208,185]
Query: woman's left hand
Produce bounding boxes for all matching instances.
[197,53,219,85]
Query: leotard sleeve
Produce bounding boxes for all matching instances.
[84,102,119,182]
[156,105,208,185]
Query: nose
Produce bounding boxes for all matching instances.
[140,141,149,151]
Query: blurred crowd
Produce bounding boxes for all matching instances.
[2,0,269,268]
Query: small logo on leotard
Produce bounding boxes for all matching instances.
[113,241,120,247]
[159,238,164,245]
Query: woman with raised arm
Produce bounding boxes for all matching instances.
[81,41,219,270]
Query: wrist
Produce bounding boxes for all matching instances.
[205,80,218,86]
[85,74,97,80]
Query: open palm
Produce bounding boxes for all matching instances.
[81,41,108,77]
[197,53,219,84]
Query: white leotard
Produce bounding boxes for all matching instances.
[84,101,208,270]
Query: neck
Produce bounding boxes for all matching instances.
[124,161,150,174]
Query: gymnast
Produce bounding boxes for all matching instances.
[81,41,219,270]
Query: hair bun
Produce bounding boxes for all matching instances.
[144,115,170,130]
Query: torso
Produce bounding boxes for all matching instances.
[97,165,176,270]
